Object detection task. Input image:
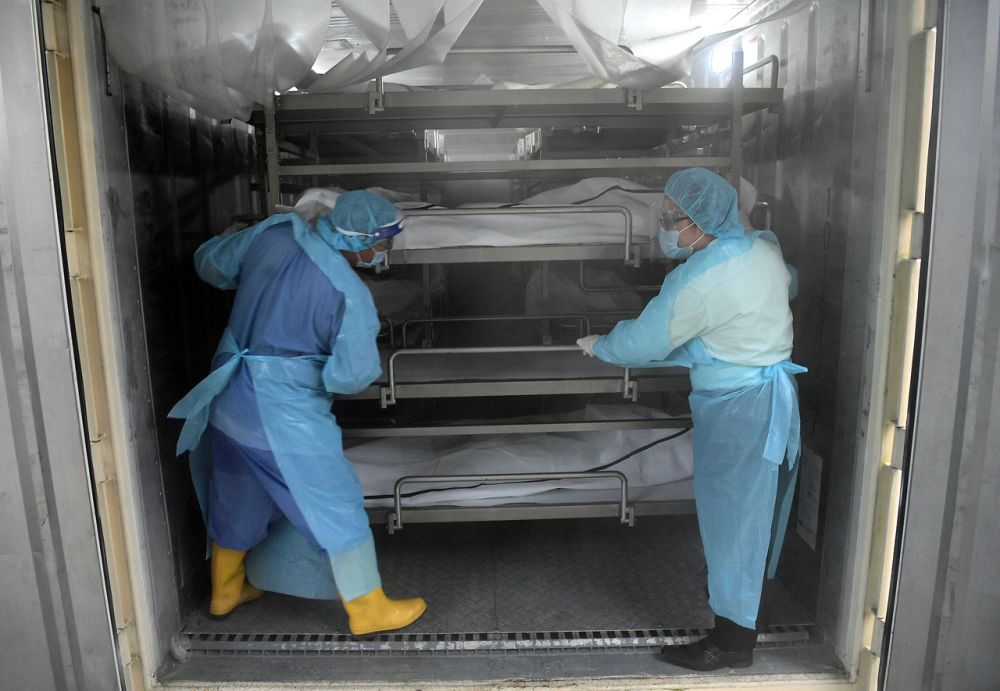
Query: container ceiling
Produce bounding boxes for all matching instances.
[100,0,771,120]
[314,0,758,86]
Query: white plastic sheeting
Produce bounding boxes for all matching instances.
[315,0,805,91]
[350,404,693,507]
[533,0,810,89]
[308,0,486,93]
[100,0,330,120]
[313,0,702,91]
[535,0,695,88]
[100,1,811,118]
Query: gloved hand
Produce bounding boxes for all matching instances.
[576,335,600,357]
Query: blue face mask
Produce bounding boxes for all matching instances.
[658,221,701,260]
[355,249,388,271]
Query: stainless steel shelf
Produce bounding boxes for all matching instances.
[341,417,691,438]
[280,156,730,180]
[263,87,782,133]
[343,374,689,402]
[387,502,633,530]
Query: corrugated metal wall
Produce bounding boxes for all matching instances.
[113,75,263,611]
[101,73,264,625]
[737,0,870,651]
[7,0,1000,687]
[0,1,119,688]
[886,0,1000,689]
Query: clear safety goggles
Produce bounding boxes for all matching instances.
[655,206,689,230]
[334,217,405,241]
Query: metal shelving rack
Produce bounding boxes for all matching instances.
[255,52,781,527]
[258,51,779,209]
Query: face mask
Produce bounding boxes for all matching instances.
[658,221,702,260]
[355,249,388,271]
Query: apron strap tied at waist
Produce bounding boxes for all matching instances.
[168,326,332,456]
[168,347,249,455]
[761,360,808,466]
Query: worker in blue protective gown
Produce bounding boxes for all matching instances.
[169,190,426,636]
[577,168,805,671]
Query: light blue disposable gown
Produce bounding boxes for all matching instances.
[592,168,806,629]
[168,212,385,600]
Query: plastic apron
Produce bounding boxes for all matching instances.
[169,214,383,599]
[687,356,806,628]
[591,231,805,629]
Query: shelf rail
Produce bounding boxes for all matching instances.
[380,345,640,407]
[389,470,635,532]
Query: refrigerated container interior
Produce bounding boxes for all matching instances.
[61,0,933,686]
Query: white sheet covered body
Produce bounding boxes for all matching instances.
[347,405,693,507]
[331,180,695,509]
[392,178,663,250]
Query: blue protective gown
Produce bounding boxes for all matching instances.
[168,213,384,600]
[592,229,805,629]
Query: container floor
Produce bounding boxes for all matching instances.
[163,516,842,686]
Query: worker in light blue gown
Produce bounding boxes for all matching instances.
[169,190,426,636]
[577,168,805,671]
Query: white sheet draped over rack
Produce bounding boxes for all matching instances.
[100,0,331,120]
[309,0,486,93]
[99,1,812,119]
[349,404,693,507]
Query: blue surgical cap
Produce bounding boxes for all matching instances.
[319,190,403,252]
[664,168,745,240]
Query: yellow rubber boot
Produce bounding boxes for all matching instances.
[209,542,265,619]
[342,587,427,636]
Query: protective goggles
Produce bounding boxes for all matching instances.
[655,206,689,230]
[334,217,405,241]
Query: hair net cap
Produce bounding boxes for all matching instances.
[321,190,403,252]
[664,168,746,240]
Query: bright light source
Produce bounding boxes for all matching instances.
[711,44,735,75]
[424,128,541,163]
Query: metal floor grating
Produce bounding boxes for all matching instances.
[180,516,816,661]
[177,624,814,658]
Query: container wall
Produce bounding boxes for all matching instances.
[80,8,264,660]
[0,1,119,688]
[82,0,907,679]
[886,0,1000,689]
[101,0,873,667]
[734,0,914,665]
[114,74,263,610]
[732,0,862,629]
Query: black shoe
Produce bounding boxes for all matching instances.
[659,637,754,671]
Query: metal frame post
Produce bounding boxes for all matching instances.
[730,49,745,196]
[264,98,280,213]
